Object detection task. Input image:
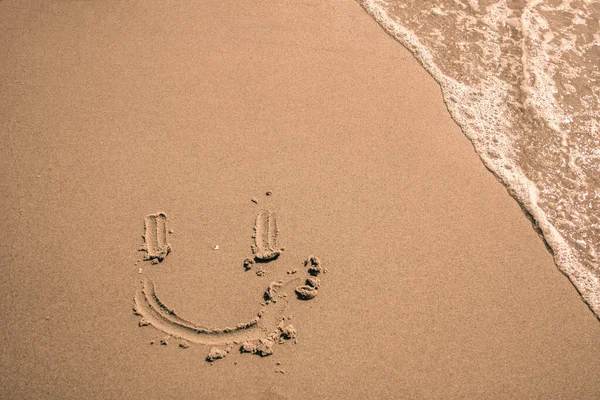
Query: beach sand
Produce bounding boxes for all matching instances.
[1,1,599,398]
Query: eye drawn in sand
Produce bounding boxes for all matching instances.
[252,209,283,262]
[244,209,284,276]
[139,213,171,264]
[133,208,326,362]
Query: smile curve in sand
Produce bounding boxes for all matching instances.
[133,278,299,346]
[133,209,326,355]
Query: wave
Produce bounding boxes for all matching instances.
[357,0,600,319]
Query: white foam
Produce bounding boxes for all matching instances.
[358,0,600,318]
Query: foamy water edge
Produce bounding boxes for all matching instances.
[358,0,600,319]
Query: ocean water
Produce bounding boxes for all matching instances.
[358,0,600,318]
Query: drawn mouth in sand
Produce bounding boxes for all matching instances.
[133,203,327,362]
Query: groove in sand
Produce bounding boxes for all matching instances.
[252,209,282,261]
[133,278,298,346]
[142,213,171,263]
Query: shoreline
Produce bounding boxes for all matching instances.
[1,0,599,398]
[358,0,600,320]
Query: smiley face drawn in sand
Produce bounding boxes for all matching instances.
[133,206,326,362]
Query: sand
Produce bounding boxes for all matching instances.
[1,1,599,399]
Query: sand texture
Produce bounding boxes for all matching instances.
[1,1,599,399]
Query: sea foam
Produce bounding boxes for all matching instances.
[358,0,600,319]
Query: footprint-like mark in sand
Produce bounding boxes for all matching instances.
[140,213,171,264]
[252,209,283,261]
[133,208,326,361]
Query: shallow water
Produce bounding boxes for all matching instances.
[358,0,600,318]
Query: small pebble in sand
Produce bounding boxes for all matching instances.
[240,338,274,357]
[169,229,174,234]
[138,267,143,274]
[279,324,297,340]
[206,347,228,362]
[213,244,219,250]
[138,318,150,327]
[243,258,255,271]
[264,281,282,302]
[256,266,266,276]
[160,338,169,346]
[266,191,272,196]
[179,342,190,349]
[251,198,258,204]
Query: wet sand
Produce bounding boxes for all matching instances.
[1,1,599,399]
